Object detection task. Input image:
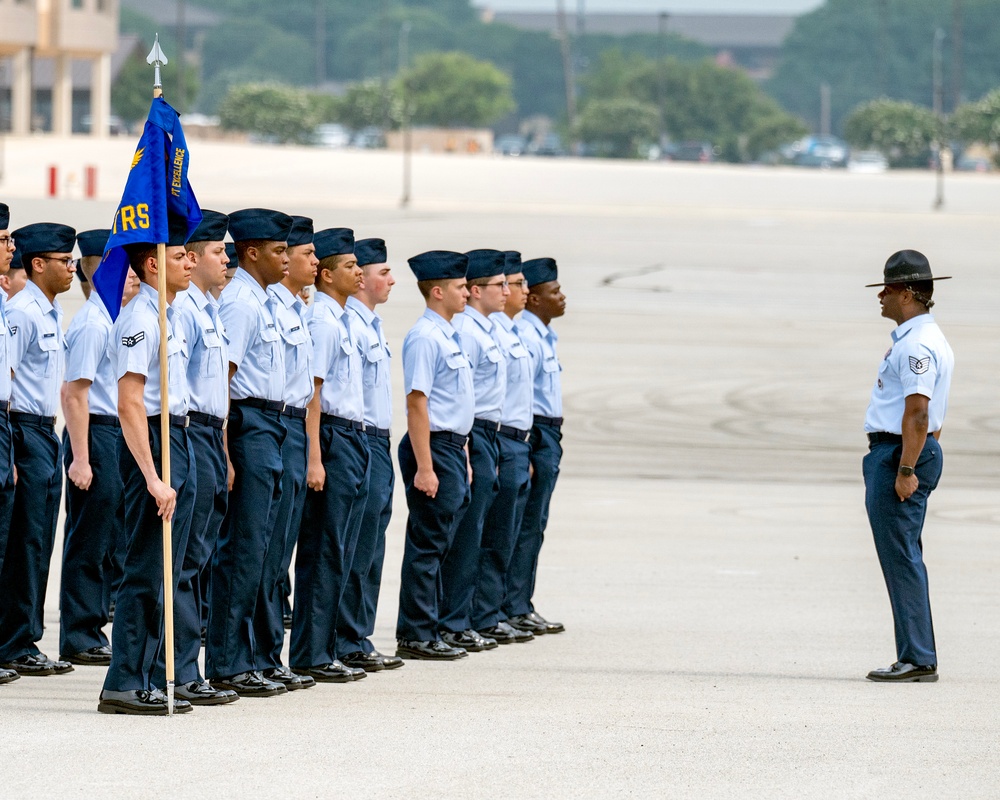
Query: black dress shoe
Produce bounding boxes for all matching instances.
[341,651,386,672]
[370,649,405,670]
[866,661,938,682]
[210,670,286,697]
[1,653,58,676]
[0,667,19,684]
[98,688,193,715]
[174,680,239,705]
[507,614,548,635]
[396,639,468,660]
[524,611,565,634]
[264,666,315,690]
[477,623,519,644]
[62,645,113,666]
[293,660,366,683]
[441,629,497,652]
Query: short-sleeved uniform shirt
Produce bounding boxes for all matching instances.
[346,295,392,431]
[270,283,314,410]
[64,292,117,416]
[175,286,229,418]
[490,312,533,431]
[865,313,954,435]
[453,306,506,423]
[0,292,12,404]
[402,308,474,435]
[219,268,284,402]
[308,292,363,422]
[8,279,65,416]
[111,283,189,416]
[518,309,562,418]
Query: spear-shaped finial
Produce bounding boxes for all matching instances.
[147,34,169,98]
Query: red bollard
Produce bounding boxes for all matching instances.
[48,166,58,197]
[84,165,97,199]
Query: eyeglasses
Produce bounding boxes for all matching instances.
[482,280,509,289]
[42,256,78,269]
[0,236,13,249]
[507,279,527,288]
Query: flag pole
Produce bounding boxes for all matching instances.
[147,34,176,717]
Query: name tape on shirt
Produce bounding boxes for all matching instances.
[909,355,930,375]
[122,331,146,348]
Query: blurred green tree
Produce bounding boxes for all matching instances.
[401,52,516,127]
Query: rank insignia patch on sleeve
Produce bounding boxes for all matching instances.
[122,332,146,348]
[8,326,16,335]
[909,355,930,374]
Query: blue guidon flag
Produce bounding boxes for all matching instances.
[93,97,202,320]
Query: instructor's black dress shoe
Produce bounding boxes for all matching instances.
[441,629,497,652]
[866,662,938,682]
[371,649,404,670]
[0,667,19,684]
[211,670,287,697]
[293,661,366,683]
[396,639,468,661]
[98,688,193,715]
[341,651,386,672]
[264,666,315,690]
[62,645,113,666]
[174,680,240,705]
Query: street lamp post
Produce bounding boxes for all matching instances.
[932,27,945,210]
[399,21,412,208]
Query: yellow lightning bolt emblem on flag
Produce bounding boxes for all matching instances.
[131,147,145,170]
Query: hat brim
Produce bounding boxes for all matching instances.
[865,276,952,287]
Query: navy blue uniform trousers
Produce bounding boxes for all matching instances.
[255,414,308,670]
[104,421,196,693]
[0,417,61,662]
[0,412,16,582]
[336,431,393,655]
[472,433,531,630]
[864,436,943,667]
[504,419,562,619]
[396,432,470,643]
[174,421,227,684]
[439,424,499,633]
[206,404,284,678]
[59,422,124,657]
[290,420,369,667]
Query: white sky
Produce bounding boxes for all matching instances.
[475,0,824,13]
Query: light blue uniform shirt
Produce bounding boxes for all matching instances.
[453,306,505,423]
[865,313,954,435]
[0,292,12,404]
[309,292,363,422]
[111,283,189,416]
[270,283,314,410]
[490,312,533,431]
[175,286,230,418]
[8,279,65,416]
[518,310,562,418]
[347,295,392,430]
[219,267,285,402]
[64,293,117,416]
[402,308,475,435]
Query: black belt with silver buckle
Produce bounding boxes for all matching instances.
[473,418,501,433]
[232,397,285,413]
[534,415,563,428]
[499,424,531,442]
[188,410,227,430]
[282,405,308,420]
[10,411,57,428]
[365,425,391,439]
[89,414,121,428]
[430,430,469,447]
[867,432,903,446]
[148,413,190,429]
[321,413,364,431]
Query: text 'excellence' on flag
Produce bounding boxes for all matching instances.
[93,96,202,321]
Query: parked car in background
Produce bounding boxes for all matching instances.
[314,123,351,148]
[788,135,849,168]
[667,141,717,163]
[495,134,528,156]
[847,150,889,173]
[955,154,993,172]
[352,127,386,149]
[529,133,565,157]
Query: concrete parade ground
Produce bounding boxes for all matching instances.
[1,138,999,798]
